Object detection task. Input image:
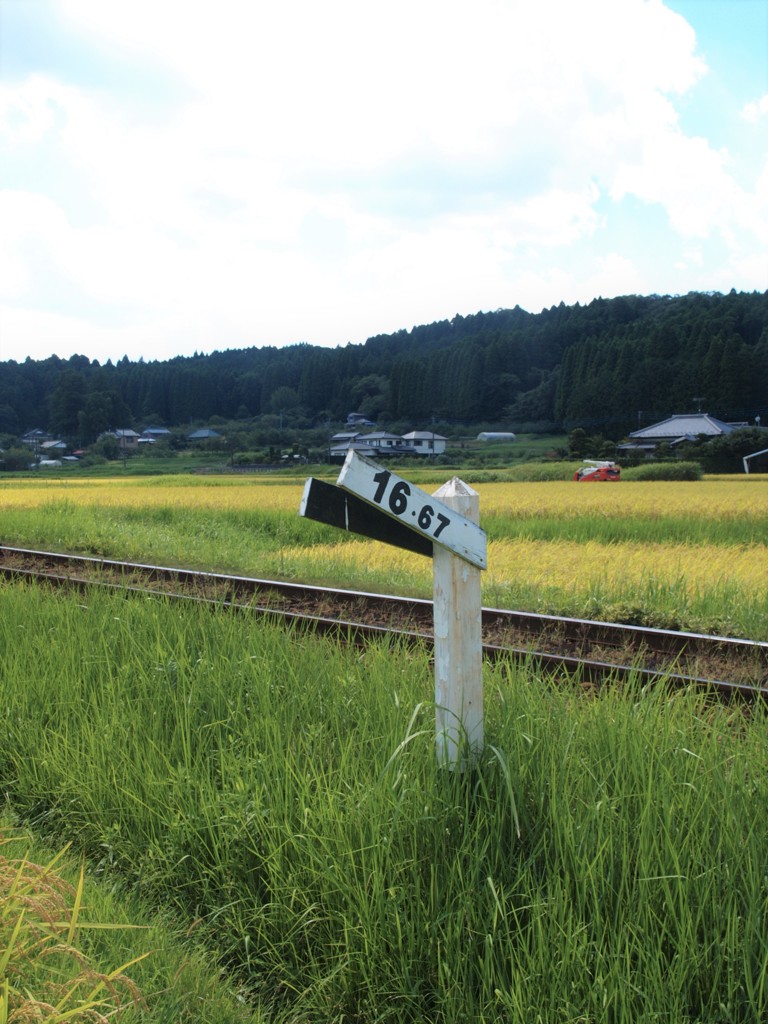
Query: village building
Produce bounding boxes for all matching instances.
[21,428,52,448]
[402,431,447,455]
[618,413,748,456]
[40,439,68,455]
[187,428,222,441]
[328,433,379,461]
[114,429,141,450]
[142,426,171,441]
[329,429,448,462]
[345,413,376,428]
[358,431,409,452]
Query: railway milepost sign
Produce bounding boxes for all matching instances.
[336,451,486,570]
[300,450,487,767]
[299,476,434,557]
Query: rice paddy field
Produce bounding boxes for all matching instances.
[1,471,767,637]
[1,470,768,1022]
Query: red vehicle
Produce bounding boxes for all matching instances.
[574,460,621,482]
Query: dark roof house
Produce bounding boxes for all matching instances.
[187,428,222,441]
[328,435,378,461]
[619,413,746,455]
[21,429,51,447]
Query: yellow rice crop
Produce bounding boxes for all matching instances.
[277,536,768,600]
[0,476,304,512]
[2,475,767,519]
[1,475,766,615]
[478,479,768,520]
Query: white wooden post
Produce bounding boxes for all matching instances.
[432,478,483,768]
[303,452,487,769]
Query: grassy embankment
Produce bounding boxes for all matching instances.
[0,582,766,1021]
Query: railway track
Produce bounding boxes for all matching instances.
[2,545,767,701]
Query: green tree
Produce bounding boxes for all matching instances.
[568,427,589,458]
[269,386,300,416]
[49,371,86,437]
[89,434,121,460]
[0,446,33,471]
[77,391,132,442]
[0,403,19,433]
[351,374,389,419]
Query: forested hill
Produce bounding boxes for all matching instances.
[2,290,766,441]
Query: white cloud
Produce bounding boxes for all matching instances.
[741,94,768,123]
[0,0,764,363]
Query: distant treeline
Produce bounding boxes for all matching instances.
[2,290,766,442]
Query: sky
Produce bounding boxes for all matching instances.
[1,0,767,366]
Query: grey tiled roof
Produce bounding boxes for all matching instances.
[629,414,735,440]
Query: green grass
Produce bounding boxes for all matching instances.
[2,582,767,1022]
[479,572,768,638]
[0,500,332,570]
[483,510,768,546]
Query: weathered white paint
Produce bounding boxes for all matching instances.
[432,477,483,768]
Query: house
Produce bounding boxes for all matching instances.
[328,434,379,461]
[114,429,140,451]
[21,429,51,448]
[402,431,447,455]
[619,413,746,456]
[187,428,221,441]
[329,429,448,462]
[358,431,410,452]
[40,439,67,455]
[142,426,171,440]
[346,413,376,427]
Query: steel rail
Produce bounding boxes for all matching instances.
[2,544,766,701]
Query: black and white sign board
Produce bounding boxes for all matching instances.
[298,450,487,768]
[299,476,433,557]
[336,451,487,569]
